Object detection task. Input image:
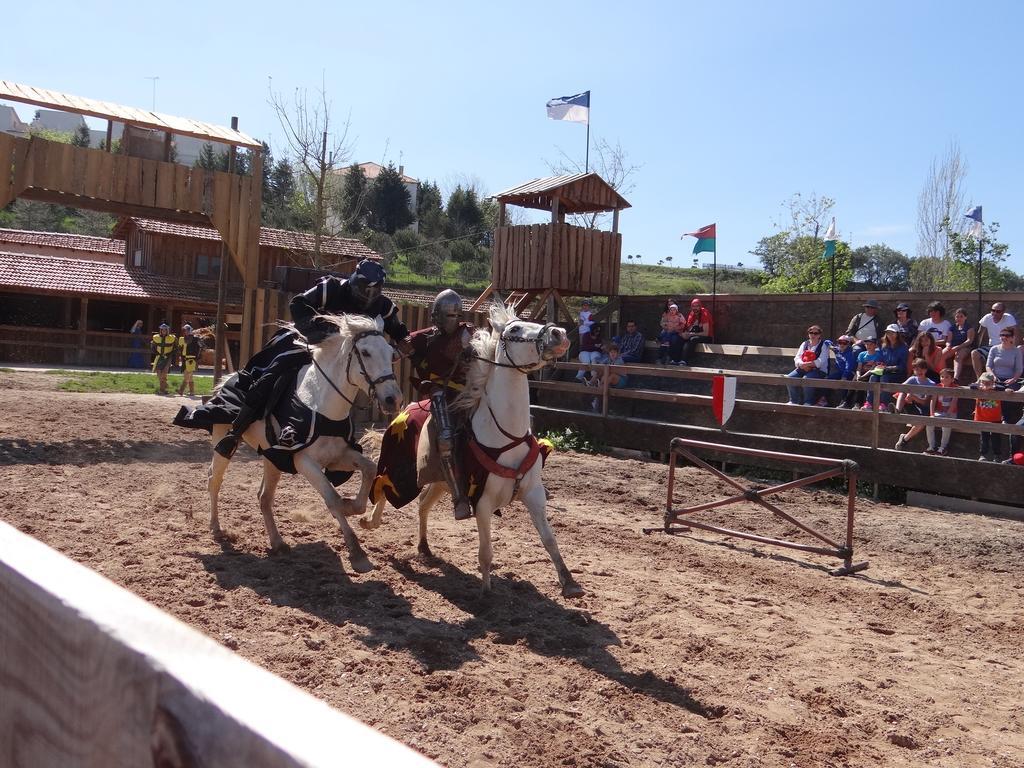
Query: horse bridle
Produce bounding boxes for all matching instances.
[308,329,397,407]
[491,321,562,373]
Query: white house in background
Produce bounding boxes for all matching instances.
[0,105,29,137]
[0,104,207,166]
[329,162,419,233]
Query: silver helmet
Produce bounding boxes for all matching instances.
[431,289,463,335]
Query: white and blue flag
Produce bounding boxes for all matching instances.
[546,91,590,124]
[965,205,983,238]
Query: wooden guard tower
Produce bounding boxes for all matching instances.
[474,172,630,319]
[0,80,265,361]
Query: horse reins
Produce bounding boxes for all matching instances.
[308,328,396,406]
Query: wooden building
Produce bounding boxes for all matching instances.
[0,80,264,361]
[476,173,630,319]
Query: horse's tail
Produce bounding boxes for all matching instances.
[359,427,385,461]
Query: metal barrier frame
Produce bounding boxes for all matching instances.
[645,437,869,576]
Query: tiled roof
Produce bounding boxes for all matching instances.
[0,228,125,256]
[386,287,477,311]
[0,252,241,306]
[123,219,382,263]
[333,161,418,184]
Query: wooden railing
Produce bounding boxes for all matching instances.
[0,521,436,768]
[530,362,1024,506]
[492,223,620,295]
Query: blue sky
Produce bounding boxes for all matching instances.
[6,0,1023,274]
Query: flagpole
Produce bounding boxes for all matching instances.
[711,240,717,330]
[830,252,836,341]
[977,236,983,321]
[585,93,590,172]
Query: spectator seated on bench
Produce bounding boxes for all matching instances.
[658,301,684,365]
[786,325,829,406]
[583,343,629,411]
[893,358,935,451]
[613,320,645,364]
[576,322,604,383]
[677,298,714,366]
[827,334,857,408]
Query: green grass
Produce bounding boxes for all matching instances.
[386,253,490,292]
[0,367,13,373]
[538,426,606,454]
[56,371,214,395]
[620,263,764,295]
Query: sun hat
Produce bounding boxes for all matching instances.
[863,336,877,343]
[885,323,901,334]
[837,335,853,343]
[895,302,911,312]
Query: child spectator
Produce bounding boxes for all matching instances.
[578,299,595,342]
[942,307,976,382]
[926,368,959,456]
[587,343,629,411]
[894,358,935,450]
[974,372,1003,461]
[917,301,953,345]
[908,331,944,381]
[893,302,918,346]
[658,302,684,365]
[853,336,882,409]
[829,335,858,408]
[786,325,829,405]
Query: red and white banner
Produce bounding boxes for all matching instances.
[711,375,736,426]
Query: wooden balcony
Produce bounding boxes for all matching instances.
[491,223,621,296]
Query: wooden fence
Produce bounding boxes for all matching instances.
[530,362,1024,507]
[0,521,436,768]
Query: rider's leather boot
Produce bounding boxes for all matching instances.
[453,495,473,521]
[214,404,259,459]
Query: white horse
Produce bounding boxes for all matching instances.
[206,314,403,574]
[361,303,584,598]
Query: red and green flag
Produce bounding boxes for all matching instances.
[683,223,716,255]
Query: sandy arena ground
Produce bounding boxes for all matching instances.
[1,369,1022,767]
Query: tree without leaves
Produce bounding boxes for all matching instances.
[268,79,352,267]
[916,142,967,260]
[546,137,640,229]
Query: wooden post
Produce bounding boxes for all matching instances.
[498,202,506,227]
[213,118,238,384]
[612,208,620,234]
[163,132,172,162]
[77,298,88,364]
[600,362,610,417]
[550,195,560,225]
[105,121,113,152]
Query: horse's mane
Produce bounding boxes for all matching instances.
[453,301,517,414]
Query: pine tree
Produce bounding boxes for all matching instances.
[416,180,446,239]
[196,143,218,170]
[71,123,92,148]
[335,164,369,233]
[366,163,414,234]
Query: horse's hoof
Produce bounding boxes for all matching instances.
[269,542,291,556]
[351,557,375,574]
[562,581,585,599]
[357,516,377,530]
[417,542,434,560]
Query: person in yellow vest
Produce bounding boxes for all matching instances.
[176,324,203,396]
[151,322,177,395]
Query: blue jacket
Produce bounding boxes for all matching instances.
[831,344,857,379]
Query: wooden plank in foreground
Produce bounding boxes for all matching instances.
[0,521,438,768]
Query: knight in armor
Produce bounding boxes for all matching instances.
[408,289,476,521]
[213,259,412,459]
[151,322,177,396]
[176,324,203,397]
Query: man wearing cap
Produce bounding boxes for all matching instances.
[845,299,885,353]
[678,298,713,366]
[150,322,177,396]
[972,302,1018,378]
[176,324,203,397]
[214,259,412,459]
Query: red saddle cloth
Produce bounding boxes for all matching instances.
[370,401,552,511]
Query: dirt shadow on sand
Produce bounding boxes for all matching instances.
[390,554,725,719]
